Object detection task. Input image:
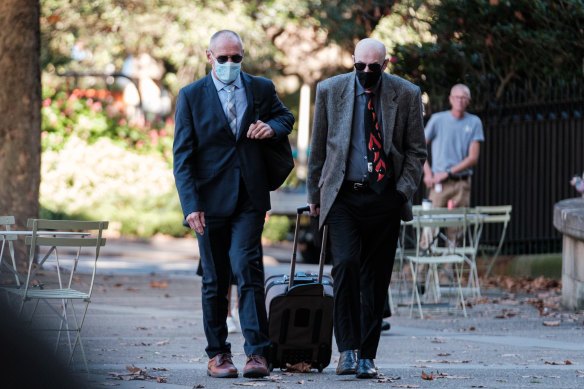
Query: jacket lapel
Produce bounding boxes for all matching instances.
[380,74,398,156]
[240,73,255,141]
[335,73,355,154]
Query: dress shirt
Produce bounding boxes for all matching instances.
[211,72,247,136]
[345,77,383,182]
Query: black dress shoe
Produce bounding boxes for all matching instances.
[336,350,357,375]
[381,321,390,331]
[356,358,377,379]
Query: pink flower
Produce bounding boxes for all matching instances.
[149,130,159,146]
[42,98,52,107]
[91,101,102,112]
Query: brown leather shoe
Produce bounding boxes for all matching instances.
[207,353,238,378]
[243,354,269,378]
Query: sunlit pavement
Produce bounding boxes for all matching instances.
[29,237,584,388]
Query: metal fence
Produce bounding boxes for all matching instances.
[416,80,584,254]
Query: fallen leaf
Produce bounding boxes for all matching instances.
[543,320,560,327]
[545,360,572,365]
[392,385,419,388]
[156,377,167,383]
[156,339,170,346]
[150,280,168,289]
[285,361,312,372]
[233,383,266,387]
[194,385,205,388]
[437,353,451,357]
[125,365,141,374]
[421,370,434,380]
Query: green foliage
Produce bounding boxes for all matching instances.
[41,0,281,96]
[263,215,292,242]
[41,76,174,159]
[390,0,584,106]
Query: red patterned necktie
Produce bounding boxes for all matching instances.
[364,90,388,193]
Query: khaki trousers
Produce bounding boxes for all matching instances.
[427,177,472,244]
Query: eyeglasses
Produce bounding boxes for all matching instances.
[212,53,243,64]
[354,62,382,73]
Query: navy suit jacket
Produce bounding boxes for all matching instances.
[173,72,294,219]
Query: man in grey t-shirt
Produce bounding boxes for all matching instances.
[423,84,484,209]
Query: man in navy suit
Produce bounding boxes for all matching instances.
[173,30,294,379]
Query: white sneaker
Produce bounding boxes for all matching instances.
[226,316,239,333]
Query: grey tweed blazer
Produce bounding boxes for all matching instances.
[307,71,427,228]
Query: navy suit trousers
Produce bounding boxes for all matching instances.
[196,184,269,358]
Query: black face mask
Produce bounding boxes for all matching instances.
[356,69,382,89]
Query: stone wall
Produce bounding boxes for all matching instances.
[553,198,584,309]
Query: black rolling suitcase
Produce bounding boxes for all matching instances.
[264,206,334,372]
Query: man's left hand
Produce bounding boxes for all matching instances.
[433,171,449,184]
[248,120,275,139]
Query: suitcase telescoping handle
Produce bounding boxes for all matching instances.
[289,206,329,289]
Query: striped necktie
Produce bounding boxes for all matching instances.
[225,84,237,135]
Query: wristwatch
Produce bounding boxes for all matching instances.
[446,168,452,177]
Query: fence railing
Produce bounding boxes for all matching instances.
[416,79,584,255]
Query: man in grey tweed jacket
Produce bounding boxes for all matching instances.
[307,38,426,378]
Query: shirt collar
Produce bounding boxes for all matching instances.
[211,71,243,92]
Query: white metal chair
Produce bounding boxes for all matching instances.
[0,216,20,286]
[2,219,107,371]
[430,208,484,297]
[476,205,512,282]
[407,208,469,319]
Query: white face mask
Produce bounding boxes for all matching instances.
[214,61,241,84]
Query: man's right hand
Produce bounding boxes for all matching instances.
[186,211,206,235]
[423,172,434,189]
[308,203,320,217]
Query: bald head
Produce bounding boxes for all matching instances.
[209,30,243,53]
[354,38,387,64]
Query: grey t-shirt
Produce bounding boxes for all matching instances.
[424,111,484,176]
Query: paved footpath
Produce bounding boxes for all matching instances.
[15,238,584,388]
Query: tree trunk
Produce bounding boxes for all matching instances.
[0,0,41,267]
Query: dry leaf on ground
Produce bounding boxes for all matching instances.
[545,360,572,365]
[543,320,560,326]
[150,280,168,289]
[125,365,141,374]
[421,370,434,380]
[285,361,312,372]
